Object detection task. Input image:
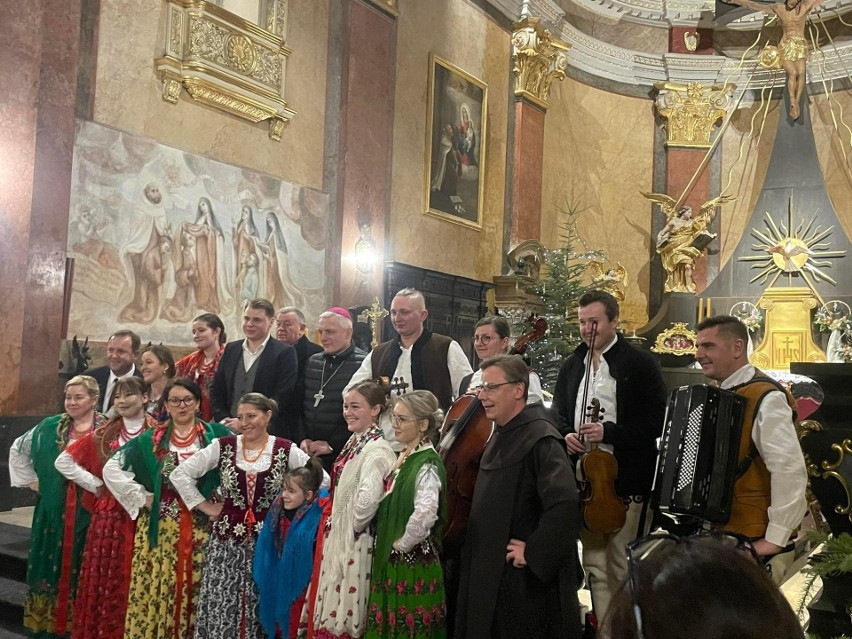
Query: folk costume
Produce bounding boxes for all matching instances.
[455,404,582,639]
[102,418,230,639]
[365,444,448,639]
[9,412,106,639]
[255,489,328,639]
[54,414,158,639]
[169,435,314,639]
[551,333,667,618]
[175,344,225,421]
[308,426,396,639]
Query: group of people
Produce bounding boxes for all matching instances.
[9,287,808,639]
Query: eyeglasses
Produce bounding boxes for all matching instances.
[167,396,197,407]
[626,530,760,639]
[473,335,493,345]
[391,414,417,424]
[474,381,519,394]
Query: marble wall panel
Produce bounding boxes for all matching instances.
[812,92,852,244]
[335,1,395,308]
[542,77,656,328]
[92,0,328,190]
[0,3,44,413]
[389,0,509,283]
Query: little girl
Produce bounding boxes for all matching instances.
[254,457,327,639]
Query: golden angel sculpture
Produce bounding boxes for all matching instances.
[588,261,628,301]
[643,192,735,293]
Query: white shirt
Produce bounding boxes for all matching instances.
[573,335,618,455]
[54,416,148,494]
[169,436,330,511]
[384,445,442,552]
[103,365,138,412]
[466,368,544,405]
[102,436,207,520]
[242,334,272,371]
[345,338,473,400]
[720,364,808,547]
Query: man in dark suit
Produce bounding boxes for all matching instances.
[276,306,322,391]
[83,329,143,412]
[211,298,298,437]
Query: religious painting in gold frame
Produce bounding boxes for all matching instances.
[424,54,487,230]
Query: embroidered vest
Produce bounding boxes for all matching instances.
[211,435,291,541]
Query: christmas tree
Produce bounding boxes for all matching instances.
[511,204,603,395]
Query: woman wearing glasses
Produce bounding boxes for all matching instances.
[103,377,230,639]
[461,316,543,404]
[600,531,801,639]
[168,392,325,639]
[365,391,448,639]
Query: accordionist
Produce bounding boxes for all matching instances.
[693,315,808,583]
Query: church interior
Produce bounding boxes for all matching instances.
[3,0,852,635]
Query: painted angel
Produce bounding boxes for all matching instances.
[643,191,735,293]
[588,261,628,301]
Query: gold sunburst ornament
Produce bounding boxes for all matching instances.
[738,195,846,303]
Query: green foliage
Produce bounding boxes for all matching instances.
[806,531,852,576]
[511,202,603,393]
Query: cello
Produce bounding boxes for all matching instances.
[437,315,547,551]
[576,320,627,534]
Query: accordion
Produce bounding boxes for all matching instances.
[652,385,746,523]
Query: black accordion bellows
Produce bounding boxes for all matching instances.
[652,385,746,523]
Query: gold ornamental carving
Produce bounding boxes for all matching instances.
[511,17,570,110]
[750,287,825,370]
[157,0,296,142]
[654,82,734,148]
[651,322,697,356]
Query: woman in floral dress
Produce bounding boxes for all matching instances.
[308,381,396,639]
[365,391,448,639]
[54,377,158,639]
[103,377,230,639]
[174,313,226,421]
[9,375,106,639]
[170,392,327,639]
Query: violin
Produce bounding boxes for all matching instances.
[437,315,547,552]
[577,322,627,535]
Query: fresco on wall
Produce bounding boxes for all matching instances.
[67,120,328,344]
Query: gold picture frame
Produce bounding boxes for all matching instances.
[423,54,487,230]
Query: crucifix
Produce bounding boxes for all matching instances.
[358,297,389,349]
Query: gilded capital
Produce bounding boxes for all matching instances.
[511,17,570,110]
[654,82,735,148]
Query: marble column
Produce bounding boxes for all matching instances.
[654,81,733,293]
[0,0,88,415]
[325,0,397,309]
[506,17,569,247]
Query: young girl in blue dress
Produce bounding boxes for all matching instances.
[254,457,327,638]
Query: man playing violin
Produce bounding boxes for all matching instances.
[455,355,581,639]
[551,290,667,620]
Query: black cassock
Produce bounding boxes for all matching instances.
[455,404,582,639]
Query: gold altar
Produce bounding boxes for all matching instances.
[751,287,826,370]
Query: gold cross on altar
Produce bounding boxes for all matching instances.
[358,297,389,349]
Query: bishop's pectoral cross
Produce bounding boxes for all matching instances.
[358,297,389,349]
[313,390,324,408]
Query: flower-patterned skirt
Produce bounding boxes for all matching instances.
[123,509,208,639]
[364,540,446,639]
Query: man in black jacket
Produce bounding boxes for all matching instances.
[551,290,667,620]
[211,298,298,437]
[83,330,143,412]
[275,306,322,387]
[300,308,366,472]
